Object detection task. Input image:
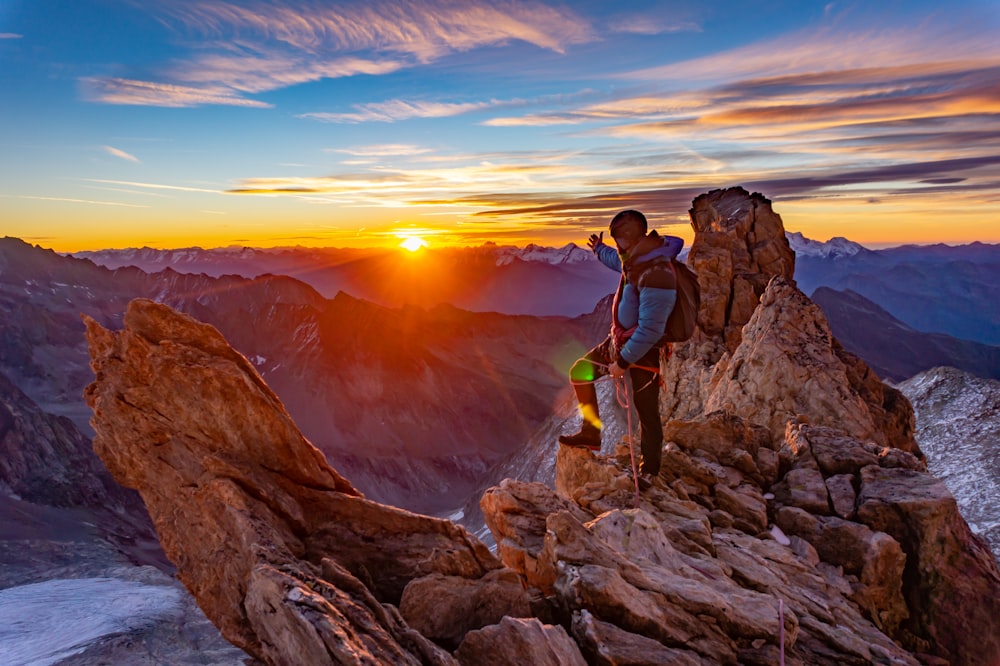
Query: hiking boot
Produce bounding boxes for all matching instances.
[558,428,602,451]
[636,473,654,491]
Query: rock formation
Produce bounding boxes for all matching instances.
[83,188,1000,665]
[663,187,919,455]
[897,367,1000,558]
[84,300,525,664]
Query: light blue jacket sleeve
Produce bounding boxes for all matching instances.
[593,242,622,272]
[619,286,676,364]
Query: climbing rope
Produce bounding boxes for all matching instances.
[779,598,785,666]
[614,375,641,508]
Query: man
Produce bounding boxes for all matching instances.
[558,210,683,481]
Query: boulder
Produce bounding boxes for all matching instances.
[455,617,586,666]
[857,465,1000,664]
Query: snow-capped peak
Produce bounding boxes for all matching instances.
[494,243,595,266]
[786,231,865,258]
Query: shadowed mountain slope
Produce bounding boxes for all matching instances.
[812,287,1000,381]
[793,239,1000,345]
[1,236,594,514]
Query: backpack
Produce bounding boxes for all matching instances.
[612,257,701,347]
[661,258,700,342]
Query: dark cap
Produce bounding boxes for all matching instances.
[609,210,648,237]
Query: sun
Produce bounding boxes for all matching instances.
[400,236,428,252]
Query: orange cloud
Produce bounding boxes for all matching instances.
[82,77,272,108]
[302,99,495,123]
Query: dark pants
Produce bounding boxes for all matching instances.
[568,336,664,475]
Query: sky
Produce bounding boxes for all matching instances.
[1,0,999,252]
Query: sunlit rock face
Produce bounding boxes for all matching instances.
[85,299,518,664]
[483,422,1000,666]
[662,187,918,455]
[80,187,999,665]
[84,295,1000,666]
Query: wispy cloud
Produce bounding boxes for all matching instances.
[0,33,23,39]
[81,178,220,194]
[302,99,495,123]
[476,10,1000,216]
[328,144,434,157]
[82,77,272,108]
[102,145,141,163]
[626,13,1000,83]
[158,0,593,61]
[17,195,149,208]
[88,0,594,107]
[608,16,699,36]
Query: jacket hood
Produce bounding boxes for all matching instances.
[625,230,682,266]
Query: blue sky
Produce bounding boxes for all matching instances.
[2,0,999,250]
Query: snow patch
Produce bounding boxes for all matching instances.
[786,231,865,258]
[0,578,184,666]
[495,243,594,266]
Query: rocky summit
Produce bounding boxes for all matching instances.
[84,188,1000,665]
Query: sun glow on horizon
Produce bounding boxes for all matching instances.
[400,236,428,252]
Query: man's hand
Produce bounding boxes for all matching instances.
[609,362,626,379]
[587,231,604,252]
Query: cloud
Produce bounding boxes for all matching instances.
[81,178,220,194]
[328,144,434,157]
[158,0,593,61]
[102,146,141,163]
[88,0,594,106]
[608,16,700,36]
[17,195,149,208]
[168,50,404,94]
[627,12,1000,83]
[302,99,494,123]
[483,91,712,126]
[214,6,1000,234]
[0,33,23,39]
[82,77,273,108]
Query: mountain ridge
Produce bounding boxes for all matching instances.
[77,187,1000,665]
[812,287,1000,381]
[1,236,596,514]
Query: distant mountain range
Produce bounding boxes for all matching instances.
[70,233,999,383]
[812,287,1000,382]
[72,241,620,318]
[1,237,600,515]
[790,234,1000,346]
[73,234,998,346]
